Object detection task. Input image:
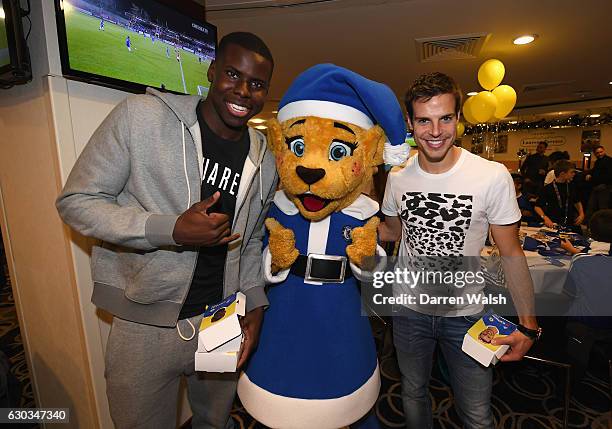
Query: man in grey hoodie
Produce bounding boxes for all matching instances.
[56,32,277,429]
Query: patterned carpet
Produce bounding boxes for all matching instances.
[225,318,610,429]
[0,239,608,428]
[0,241,37,428]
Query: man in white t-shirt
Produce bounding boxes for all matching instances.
[379,72,540,429]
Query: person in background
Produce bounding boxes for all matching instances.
[562,209,612,380]
[534,160,585,233]
[544,151,570,185]
[587,145,612,187]
[512,173,536,223]
[379,72,539,429]
[561,209,612,255]
[56,32,277,429]
[521,141,549,195]
[586,182,612,222]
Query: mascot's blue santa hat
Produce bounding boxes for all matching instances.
[238,64,406,429]
[277,63,408,166]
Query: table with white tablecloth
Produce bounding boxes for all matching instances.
[524,250,571,294]
[482,226,580,295]
[481,247,571,295]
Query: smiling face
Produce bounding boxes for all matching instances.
[407,93,460,173]
[201,43,272,140]
[268,116,385,221]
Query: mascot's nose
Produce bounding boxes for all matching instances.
[296,166,326,185]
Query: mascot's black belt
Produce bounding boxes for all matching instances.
[290,253,353,283]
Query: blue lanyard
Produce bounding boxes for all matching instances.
[552,181,570,226]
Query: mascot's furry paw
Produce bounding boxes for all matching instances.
[265,218,299,273]
[346,217,380,268]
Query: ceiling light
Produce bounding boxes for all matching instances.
[254,125,268,130]
[467,92,478,96]
[249,118,266,124]
[589,114,601,118]
[509,121,518,124]
[513,35,536,45]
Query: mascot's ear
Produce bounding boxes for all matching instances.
[266,118,284,155]
[362,125,386,167]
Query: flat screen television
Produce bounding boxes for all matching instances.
[0,0,32,87]
[54,0,216,96]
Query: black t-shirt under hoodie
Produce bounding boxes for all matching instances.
[179,103,250,319]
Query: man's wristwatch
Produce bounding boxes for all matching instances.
[517,324,542,341]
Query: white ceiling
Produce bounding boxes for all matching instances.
[200,0,612,118]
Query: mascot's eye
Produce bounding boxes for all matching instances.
[287,137,305,157]
[329,140,356,161]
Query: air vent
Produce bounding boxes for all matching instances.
[415,33,490,62]
[522,80,574,93]
[206,0,321,11]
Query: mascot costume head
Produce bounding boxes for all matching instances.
[238,64,407,429]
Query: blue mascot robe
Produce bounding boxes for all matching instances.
[238,191,381,429]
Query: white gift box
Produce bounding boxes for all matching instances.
[195,292,246,372]
[461,311,516,367]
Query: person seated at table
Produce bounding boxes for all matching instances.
[512,173,537,223]
[560,209,612,255]
[563,209,612,379]
[534,160,585,233]
[586,183,612,222]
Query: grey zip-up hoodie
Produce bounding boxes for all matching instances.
[56,88,278,327]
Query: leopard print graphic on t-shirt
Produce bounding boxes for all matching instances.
[399,192,473,256]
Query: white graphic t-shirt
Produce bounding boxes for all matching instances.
[382,148,521,316]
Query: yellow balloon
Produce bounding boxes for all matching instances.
[456,122,465,137]
[478,59,505,91]
[471,91,498,123]
[492,85,517,119]
[462,96,479,124]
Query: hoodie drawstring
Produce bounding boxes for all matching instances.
[177,318,196,341]
[259,165,263,205]
[177,121,195,341]
[181,122,191,210]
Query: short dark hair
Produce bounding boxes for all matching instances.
[553,159,574,176]
[404,72,462,121]
[537,141,548,149]
[218,32,274,70]
[590,209,612,243]
[548,151,570,163]
[594,145,605,152]
[511,173,523,183]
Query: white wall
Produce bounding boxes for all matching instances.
[0,1,192,427]
[460,124,612,169]
[0,0,101,426]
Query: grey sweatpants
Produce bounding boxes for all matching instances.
[105,315,237,429]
